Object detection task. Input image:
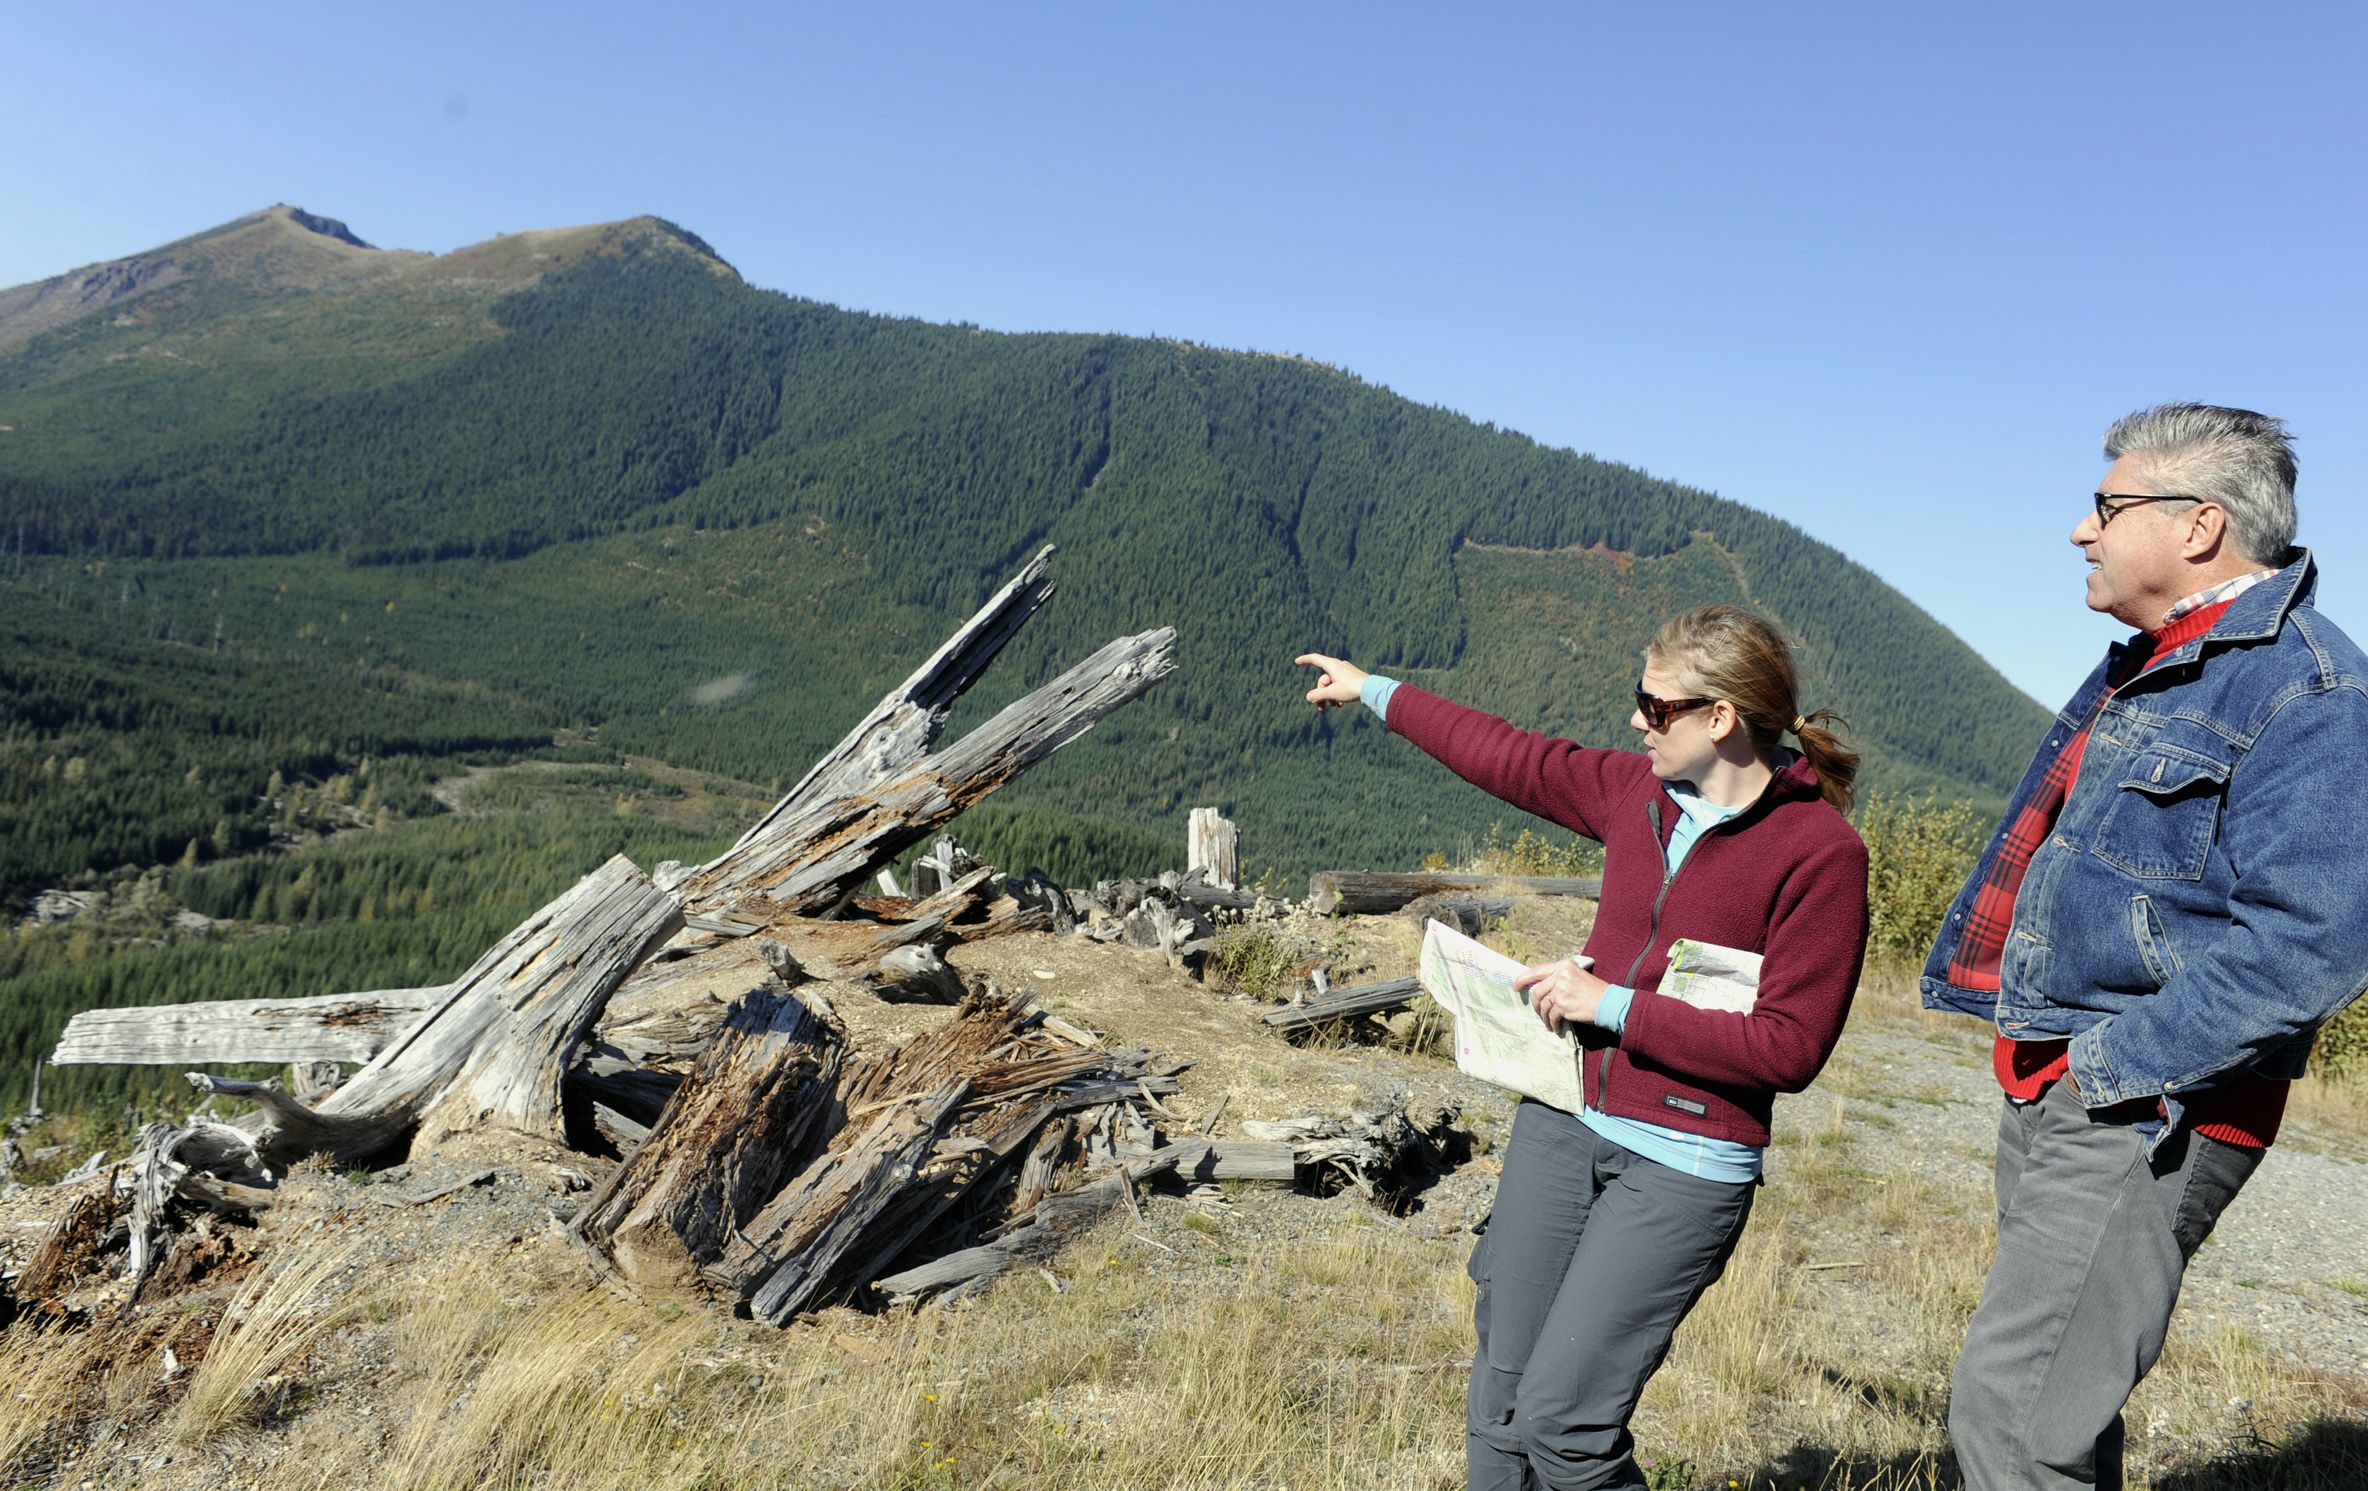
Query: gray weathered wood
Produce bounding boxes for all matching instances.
[870,1143,1192,1304]
[49,988,444,1067]
[184,855,682,1167]
[1261,976,1424,1033]
[1187,808,1238,890]
[1307,871,1602,916]
[721,547,1057,860]
[410,856,686,1152]
[729,1078,972,1323]
[574,985,845,1294]
[681,628,1177,919]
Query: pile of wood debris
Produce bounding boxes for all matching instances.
[20,547,1467,1326]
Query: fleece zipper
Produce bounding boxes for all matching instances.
[1604,796,1677,1109]
[1600,786,1757,1114]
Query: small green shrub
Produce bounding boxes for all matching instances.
[1205,921,1307,1001]
[2313,999,2368,1081]
[1857,792,1987,966]
[1474,821,1604,878]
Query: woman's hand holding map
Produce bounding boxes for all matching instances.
[1512,955,1603,1035]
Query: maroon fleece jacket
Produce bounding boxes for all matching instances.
[1388,685,1870,1146]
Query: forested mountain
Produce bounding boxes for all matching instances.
[2,205,2048,921]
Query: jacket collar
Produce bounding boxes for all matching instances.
[2146,547,2313,670]
[1654,751,1823,840]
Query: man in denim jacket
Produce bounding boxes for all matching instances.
[1920,404,2368,1490]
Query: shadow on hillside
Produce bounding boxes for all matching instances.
[1732,1444,1952,1490]
[1726,1417,2368,1490]
[2153,1416,2368,1490]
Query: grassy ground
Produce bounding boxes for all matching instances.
[3,956,2363,1490]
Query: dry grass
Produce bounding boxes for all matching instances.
[0,1320,108,1480]
[172,1237,368,1445]
[3,1172,2356,1491]
[219,1217,1472,1491]
[9,945,2365,1489]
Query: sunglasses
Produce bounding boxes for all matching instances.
[1634,682,1717,731]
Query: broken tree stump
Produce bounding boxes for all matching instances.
[1187,808,1238,890]
[573,985,846,1294]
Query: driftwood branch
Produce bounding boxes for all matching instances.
[1261,976,1424,1035]
[719,546,1058,862]
[682,627,1178,918]
[50,988,445,1068]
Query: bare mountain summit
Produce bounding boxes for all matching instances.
[0,207,734,356]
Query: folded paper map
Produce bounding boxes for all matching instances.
[1418,925,1767,1113]
[1659,937,1763,1014]
[1418,919,1584,1113]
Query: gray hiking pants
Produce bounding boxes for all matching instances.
[1949,1080,2263,1490]
[1466,1099,1755,1491]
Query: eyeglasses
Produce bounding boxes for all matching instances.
[1634,682,1717,731]
[2093,492,2201,527]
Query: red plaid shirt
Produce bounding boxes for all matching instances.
[1953,583,2286,1147]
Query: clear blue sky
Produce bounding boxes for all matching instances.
[7,2,2363,708]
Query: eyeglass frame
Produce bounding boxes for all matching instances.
[1633,680,1718,731]
[2093,491,2203,527]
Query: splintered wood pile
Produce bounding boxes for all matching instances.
[36,547,1474,1323]
[34,546,1217,1316]
[575,981,1213,1317]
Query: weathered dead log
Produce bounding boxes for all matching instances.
[1171,879,1261,913]
[1240,1105,1463,1202]
[717,548,1057,867]
[573,985,846,1294]
[680,627,1177,919]
[869,1143,1192,1305]
[415,857,687,1155]
[1091,1136,1300,1183]
[1261,976,1424,1035]
[1398,893,1514,937]
[49,988,444,1068]
[1307,871,1602,916]
[187,855,681,1168]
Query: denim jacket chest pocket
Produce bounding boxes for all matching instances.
[2092,739,2232,880]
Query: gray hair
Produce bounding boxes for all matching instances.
[2102,403,2297,566]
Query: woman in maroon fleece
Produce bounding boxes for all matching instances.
[1299,605,1869,1491]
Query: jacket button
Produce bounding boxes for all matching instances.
[2164,1080,2179,1092]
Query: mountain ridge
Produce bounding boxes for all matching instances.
[0,207,2047,903]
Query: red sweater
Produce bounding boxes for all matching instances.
[1388,686,1871,1146]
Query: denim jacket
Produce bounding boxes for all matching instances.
[1922,551,2368,1145]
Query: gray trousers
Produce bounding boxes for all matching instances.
[1949,1080,2263,1490]
[1467,1100,1755,1491]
